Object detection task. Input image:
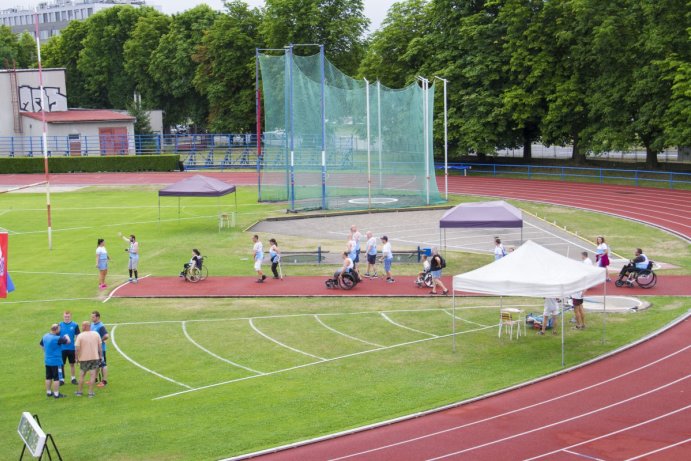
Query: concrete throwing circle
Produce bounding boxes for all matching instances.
[583,295,650,313]
[348,197,399,205]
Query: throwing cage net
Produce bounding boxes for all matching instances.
[256,46,444,211]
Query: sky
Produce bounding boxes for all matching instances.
[0,0,397,33]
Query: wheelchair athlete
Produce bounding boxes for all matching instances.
[180,249,203,278]
[326,252,360,289]
[617,248,650,286]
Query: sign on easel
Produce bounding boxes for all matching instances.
[17,412,46,458]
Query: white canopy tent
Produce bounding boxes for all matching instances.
[451,241,607,364]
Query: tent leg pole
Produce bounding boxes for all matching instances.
[452,292,456,353]
[561,297,565,367]
[158,197,160,221]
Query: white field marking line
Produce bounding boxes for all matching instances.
[325,345,691,461]
[103,274,152,303]
[249,318,326,361]
[313,315,384,348]
[107,306,538,327]
[155,324,495,400]
[426,375,691,461]
[381,312,438,338]
[524,404,691,461]
[13,270,103,276]
[442,309,491,328]
[562,449,604,461]
[110,325,192,389]
[0,297,97,304]
[181,321,266,375]
[624,437,691,461]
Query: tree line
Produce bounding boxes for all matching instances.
[1,0,688,166]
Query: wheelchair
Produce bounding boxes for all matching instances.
[183,257,208,283]
[615,262,656,289]
[415,270,434,288]
[325,270,360,290]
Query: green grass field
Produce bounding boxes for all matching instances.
[0,185,689,460]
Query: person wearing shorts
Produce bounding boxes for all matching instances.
[380,235,394,283]
[350,225,361,267]
[365,231,378,277]
[75,321,103,397]
[120,232,139,283]
[91,311,109,387]
[539,298,560,335]
[95,238,110,290]
[252,235,266,283]
[571,291,585,330]
[429,248,449,295]
[59,310,80,385]
[40,324,70,399]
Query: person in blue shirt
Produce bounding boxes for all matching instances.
[58,311,80,385]
[90,310,109,387]
[40,324,70,399]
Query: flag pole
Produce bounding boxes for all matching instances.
[34,9,52,250]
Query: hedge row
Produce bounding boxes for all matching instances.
[0,155,181,174]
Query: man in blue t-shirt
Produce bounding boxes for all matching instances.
[40,324,70,399]
[90,310,109,387]
[59,311,80,385]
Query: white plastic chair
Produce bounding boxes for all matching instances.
[498,308,523,340]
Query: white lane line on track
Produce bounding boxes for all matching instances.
[249,318,326,361]
[103,274,151,303]
[524,405,691,461]
[110,325,192,389]
[624,437,691,461]
[326,345,691,461]
[562,449,604,461]
[380,312,438,338]
[182,321,265,375]
[156,324,496,401]
[427,376,691,460]
[314,315,384,348]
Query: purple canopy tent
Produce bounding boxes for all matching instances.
[439,200,523,250]
[158,175,237,224]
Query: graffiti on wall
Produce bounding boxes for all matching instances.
[18,86,68,112]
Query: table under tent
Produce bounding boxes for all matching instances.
[451,241,607,365]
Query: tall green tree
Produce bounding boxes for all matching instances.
[426,0,514,157]
[261,0,368,75]
[358,0,431,88]
[123,11,171,111]
[15,32,37,69]
[77,5,159,109]
[148,5,220,129]
[193,1,263,133]
[0,26,18,67]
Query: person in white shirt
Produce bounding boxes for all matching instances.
[538,298,560,335]
[252,235,266,283]
[364,231,378,278]
[119,232,139,283]
[493,237,506,260]
[380,235,394,283]
[582,251,593,265]
[350,225,362,267]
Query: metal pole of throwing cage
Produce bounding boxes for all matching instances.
[365,78,371,209]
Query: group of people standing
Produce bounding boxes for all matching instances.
[95,232,139,290]
[40,310,108,399]
[252,235,282,282]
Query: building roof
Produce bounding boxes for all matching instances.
[158,175,237,197]
[21,110,135,124]
[439,200,523,229]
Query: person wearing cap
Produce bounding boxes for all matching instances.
[380,235,395,283]
[40,323,71,399]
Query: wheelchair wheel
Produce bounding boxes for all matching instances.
[338,273,356,290]
[423,272,434,288]
[186,267,201,283]
[325,279,335,289]
[615,279,625,287]
[198,266,208,281]
[636,270,657,289]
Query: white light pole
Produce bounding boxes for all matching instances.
[434,76,449,200]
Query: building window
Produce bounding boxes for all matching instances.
[40,30,49,40]
[68,10,73,20]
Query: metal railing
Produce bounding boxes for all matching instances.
[443,163,691,189]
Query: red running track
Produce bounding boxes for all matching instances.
[111,274,691,298]
[2,172,690,240]
[236,316,691,461]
